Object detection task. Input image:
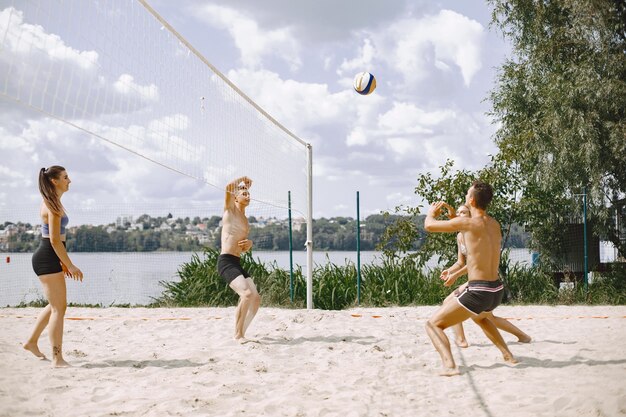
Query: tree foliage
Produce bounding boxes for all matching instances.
[488,0,626,258]
[378,159,528,267]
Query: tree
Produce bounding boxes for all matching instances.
[378,159,528,267]
[488,0,626,258]
[206,216,222,229]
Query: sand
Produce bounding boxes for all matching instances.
[1,305,625,417]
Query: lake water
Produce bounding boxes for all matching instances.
[1,249,535,306]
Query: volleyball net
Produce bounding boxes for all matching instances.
[0,1,313,306]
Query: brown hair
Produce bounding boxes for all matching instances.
[38,166,66,216]
[470,180,493,210]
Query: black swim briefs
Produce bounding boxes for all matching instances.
[32,238,65,276]
[217,254,250,284]
[455,279,504,315]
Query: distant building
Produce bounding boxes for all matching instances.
[292,217,306,232]
[129,222,144,231]
[116,215,133,228]
[0,230,8,251]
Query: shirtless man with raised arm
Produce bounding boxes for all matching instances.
[217,176,261,343]
[424,180,517,376]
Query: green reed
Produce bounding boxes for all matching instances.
[155,249,448,309]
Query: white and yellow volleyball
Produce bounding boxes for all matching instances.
[353,71,377,95]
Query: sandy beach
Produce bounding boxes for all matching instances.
[1,305,625,417]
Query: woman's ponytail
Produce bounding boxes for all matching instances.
[38,166,65,216]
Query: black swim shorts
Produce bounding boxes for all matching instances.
[217,254,250,284]
[455,279,504,315]
[32,238,65,276]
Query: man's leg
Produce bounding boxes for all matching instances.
[242,278,260,336]
[472,313,518,364]
[425,298,473,376]
[229,276,259,341]
[451,323,469,348]
[443,291,469,348]
[487,312,531,343]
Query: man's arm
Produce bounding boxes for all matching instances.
[443,265,468,287]
[439,235,466,282]
[424,202,469,233]
[224,176,252,211]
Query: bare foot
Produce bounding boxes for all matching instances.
[52,358,72,368]
[503,354,519,366]
[235,337,259,345]
[439,367,461,377]
[455,339,469,348]
[517,335,532,343]
[23,342,46,360]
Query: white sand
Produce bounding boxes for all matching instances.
[1,305,625,417]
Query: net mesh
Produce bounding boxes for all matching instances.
[0,0,310,306]
[0,1,308,214]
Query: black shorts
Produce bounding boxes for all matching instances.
[32,238,65,276]
[456,280,504,315]
[217,254,250,284]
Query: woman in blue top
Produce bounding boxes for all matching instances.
[25,166,83,367]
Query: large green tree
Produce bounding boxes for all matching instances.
[488,0,626,258]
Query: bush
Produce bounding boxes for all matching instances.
[154,248,625,309]
[154,248,307,308]
[361,258,449,306]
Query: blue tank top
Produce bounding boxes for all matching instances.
[42,214,69,237]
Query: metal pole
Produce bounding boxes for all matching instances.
[288,191,294,302]
[306,144,314,309]
[356,191,361,305]
[583,187,588,293]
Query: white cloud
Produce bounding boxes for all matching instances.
[385,191,413,206]
[378,102,455,135]
[82,113,201,166]
[386,137,416,159]
[346,127,369,146]
[0,7,98,70]
[344,92,387,147]
[347,151,385,162]
[147,114,189,133]
[337,38,376,76]
[114,74,159,101]
[226,68,354,134]
[0,127,35,152]
[191,4,301,70]
[369,10,484,88]
[0,165,24,179]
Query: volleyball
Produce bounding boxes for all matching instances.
[353,71,377,95]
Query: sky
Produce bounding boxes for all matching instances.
[0,0,510,225]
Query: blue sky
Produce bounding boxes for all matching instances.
[0,0,510,224]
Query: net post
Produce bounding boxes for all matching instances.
[583,187,588,293]
[306,143,314,309]
[356,191,361,305]
[288,191,294,303]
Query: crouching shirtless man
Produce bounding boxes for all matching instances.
[424,180,517,376]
